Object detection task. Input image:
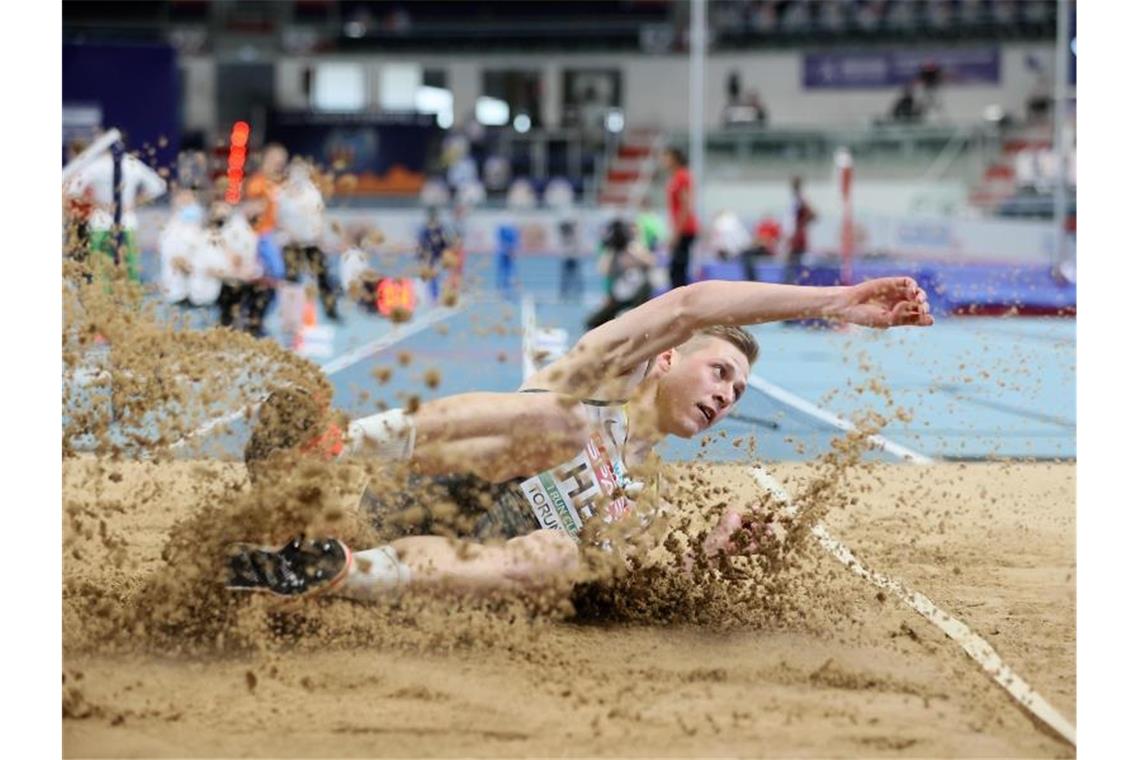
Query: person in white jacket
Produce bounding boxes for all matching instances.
[158,191,202,305]
[277,160,339,321]
[63,144,167,281]
[211,203,272,336]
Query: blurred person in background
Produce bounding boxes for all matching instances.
[557,216,585,303]
[782,176,816,285]
[740,218,781,282]
[418,206,456,303]
[338,227,386,313]
[585,216,656,330]
[278,158,340,321]
[211,202,271,337]
[889,79,925,124]
[635,195,666,259]
[245,144,287,239]
[63,139,94,268]
[662,147,698,289]
[157,189,206,307]
[64,136,167,281]
[495,223,519,296]
[708,209,751,268]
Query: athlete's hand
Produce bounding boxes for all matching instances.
[702,508,782,558]
[834,277,934,328]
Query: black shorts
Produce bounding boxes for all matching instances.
[359,473,540,542]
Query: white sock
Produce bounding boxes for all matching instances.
[336,545,413,601]
[344,409,416,460]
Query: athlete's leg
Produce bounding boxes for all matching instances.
[227,530,579,600]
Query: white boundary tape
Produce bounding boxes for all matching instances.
[169,304,464,449]
[747,374,934,464]
[749,466,1076,747]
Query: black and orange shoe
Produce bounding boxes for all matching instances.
[226,536,351,598]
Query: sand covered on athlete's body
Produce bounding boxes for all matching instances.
[62,458,1074,759]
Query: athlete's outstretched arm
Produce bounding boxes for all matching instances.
[345,391,589,482]
[533,277,933,392]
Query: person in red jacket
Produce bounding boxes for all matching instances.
[783,176,817,285]
[663,147,699,289]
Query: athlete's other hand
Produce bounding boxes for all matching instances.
[702,508,782,558]
[835,277,934,328]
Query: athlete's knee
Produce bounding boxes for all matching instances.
[506,529,580,584]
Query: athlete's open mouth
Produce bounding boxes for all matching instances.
[696,403,715,425]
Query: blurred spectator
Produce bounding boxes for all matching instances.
[278,159,339,321]
[158,189,206,306]
[245,144,287,239]
[783,176,817,285]
[1024,54,1052,123]
[741,218,781,282]
[890,80,925,124]
[63,138,94,267]
[543,177,576,209]
[420,177,452,207]
[418,206,456,303]
[456,180,486,207]
[662,146,698,289]
[506,178,538,209]
[747,1,779,33]
[992,0,1018,27]
[447,152,479,190]
[483,154,512,193]
[585,216,656,330]
[635,196,667,257]
[211,202,272,337]
[557,216,585,303]
[63,137,167,282]
[177,150,209,192]
[818,1,847,33]
[925,0,954,31]
[338,228,384,312]
[780,1,811,32]
[723,71,768,128]
[916,61,946,122]
[496,223,519,295]
[708,210,751,263]
[855,0,887,32]
[885,0,918,32]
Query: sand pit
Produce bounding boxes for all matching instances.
[62,458,1074,758]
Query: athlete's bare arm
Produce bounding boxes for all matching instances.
[527,277,933,398]
[348,391,591,483]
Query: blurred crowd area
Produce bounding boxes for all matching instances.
[62,1,1075,346]
[65,1,1060,52]
[64,1,1072,220]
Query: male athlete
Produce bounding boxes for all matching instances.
[228,277,933,600]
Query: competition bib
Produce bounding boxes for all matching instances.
[518,402,635,541]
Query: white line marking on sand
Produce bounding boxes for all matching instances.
[170,304,464,449]
[747,373,934,464]
[749,466,1076,747]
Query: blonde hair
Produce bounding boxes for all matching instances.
[685,324,759,365]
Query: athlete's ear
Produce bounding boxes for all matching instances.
[654,349,675,374]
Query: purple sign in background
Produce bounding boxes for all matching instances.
[803,48,1001,89]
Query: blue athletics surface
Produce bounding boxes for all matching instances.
[69,252,1075,463]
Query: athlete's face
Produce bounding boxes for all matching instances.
[654,338,750,438]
